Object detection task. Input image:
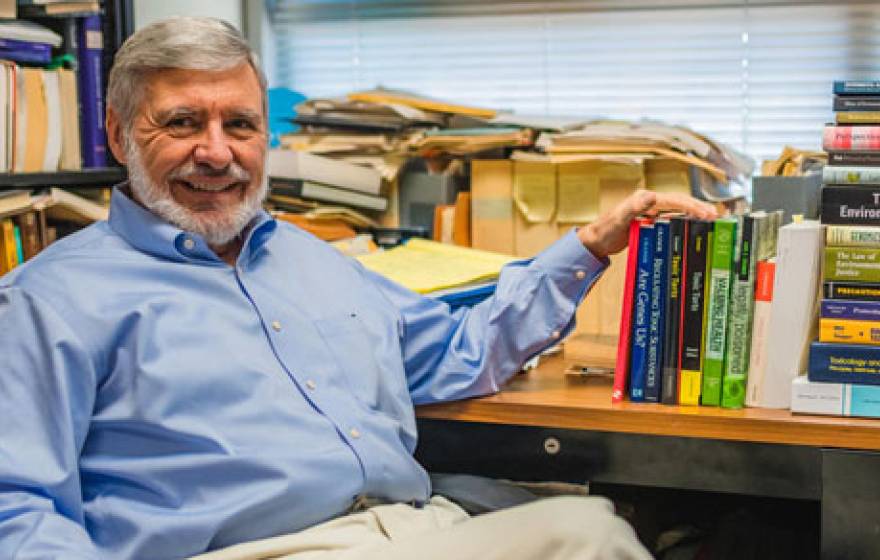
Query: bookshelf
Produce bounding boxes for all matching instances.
[6,0,134,189]
[0,166,125,190]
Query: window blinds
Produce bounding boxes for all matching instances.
[268,0,880,168]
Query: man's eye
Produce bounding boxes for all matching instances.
[228,119,257,131]
[167,117,197,129]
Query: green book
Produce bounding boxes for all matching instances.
[721,213,765,409]
[701,218,737,406]
[13,224,23,265]
[825,247,880,283]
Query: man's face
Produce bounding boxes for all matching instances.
[120,63,268,246]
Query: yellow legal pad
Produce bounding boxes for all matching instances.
[356,238,517,294]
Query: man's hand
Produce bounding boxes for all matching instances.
[577,189,718,259]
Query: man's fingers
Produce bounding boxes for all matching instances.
[644,192,718,220]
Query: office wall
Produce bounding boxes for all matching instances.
[134,0,242,30]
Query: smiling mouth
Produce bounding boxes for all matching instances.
[177,179,242,193]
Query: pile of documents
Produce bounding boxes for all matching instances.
[534,119,754,199]
[355,238,516,309]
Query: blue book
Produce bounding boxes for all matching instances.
[808,341,880,386]
[629,223,655,402]
[820,299,880,321]
[77,15,106,168]
[645,219,670,402]
[0,47,50,65]
[834,80,880,95]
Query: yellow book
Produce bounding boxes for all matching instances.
[0,218,18,274]
[355,238,515,294]
[820,318,880,345]
[835,111,880,124]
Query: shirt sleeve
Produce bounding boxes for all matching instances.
[0,287,101,559]
[363,229,607,405]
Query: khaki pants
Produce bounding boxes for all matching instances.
[191,496,652,560]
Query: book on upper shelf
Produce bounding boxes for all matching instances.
[660,216,686,405]
[824,125,880,151]
[834,96,880,112]
[822,166,880,186]
[678,219,711,406]
[612,219,643,403]
[77,13,106,168]
[629,220,655,402]
[827,151,880,167]
[824,246,880,283]
[645,218,669,403]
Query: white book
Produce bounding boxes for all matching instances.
[749,221,824,409]
[41,70,61,172]
[791,375,880,419]
[0,20,62,47]
[272,180,387,212]
[267,149,382,196]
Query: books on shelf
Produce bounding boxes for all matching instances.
[791,375,880,419]
[77,14,106,168]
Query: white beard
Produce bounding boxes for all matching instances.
[125,140,267,247]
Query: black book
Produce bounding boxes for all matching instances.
[824,281,880,302]
[834,96,880,112]
[820,185,880,225]
[661,216,687,405]
[678,219,712,405]
[827,151,880,167]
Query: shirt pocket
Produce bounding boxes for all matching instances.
[314,313,384,409]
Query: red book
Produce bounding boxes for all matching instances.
[823,125,880,151]
[612,219,646,402]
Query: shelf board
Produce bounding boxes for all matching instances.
[0,168,127,190]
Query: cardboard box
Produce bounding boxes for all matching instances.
[470,157,692,346]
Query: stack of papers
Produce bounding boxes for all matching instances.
[356,238,516,308]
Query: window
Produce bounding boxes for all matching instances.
[269,0,880,170]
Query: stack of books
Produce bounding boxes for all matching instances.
[793,80,880,418]
[612,211,795,408]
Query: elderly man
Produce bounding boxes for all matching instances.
[0,17,715,560]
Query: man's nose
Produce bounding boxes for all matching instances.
[192,120,233,170]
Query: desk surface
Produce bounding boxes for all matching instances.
[417,340,880,451]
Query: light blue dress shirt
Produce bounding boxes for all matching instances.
[0,187,606,559]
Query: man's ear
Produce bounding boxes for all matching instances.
[106,107,128,164]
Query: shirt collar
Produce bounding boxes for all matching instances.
[108,184,277,265]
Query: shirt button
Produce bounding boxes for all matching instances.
[551,330,561,339]
[349,428,361,439]
[305,379,317,390]
[182,238,195,250]
[271,321,282,332]
[575,270,586,280]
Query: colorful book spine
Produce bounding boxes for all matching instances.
[834,80,880,95]
[825,247,880,283]
[746,259,776,407]
[824,281,880,302]
[661,216,686,405]
[823,166,880,186]
[722,214,761,409]
[612,219,643,403]
[827,225,880,247]
[820,185,880,225]
[791,375,880,419]
[836,112,880,125]
[678,219,711,406]
[808,341,880,386]
[827,151,880,167]
[823,125,880,151]
[0,218,17,274]
[629,223,655,402]
[821,299,880,320]
[645,219,669,402]
[77,14,107,168]
[834,96,880,111]
[701,218,737,406]
[820,318,880,345]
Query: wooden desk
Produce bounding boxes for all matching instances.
[415,346,880,560]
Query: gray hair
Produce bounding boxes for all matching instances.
[107,16,267,133]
